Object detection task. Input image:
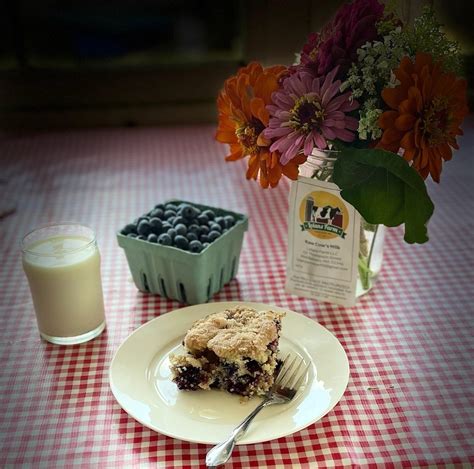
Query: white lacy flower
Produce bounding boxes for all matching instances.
[341,28,407,141]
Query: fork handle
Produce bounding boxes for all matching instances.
[206,398,274,467]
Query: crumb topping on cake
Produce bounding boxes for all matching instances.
[170,305,285,397]
[184,306,284,362]
[169,354,206,369]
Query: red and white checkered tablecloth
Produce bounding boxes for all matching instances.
[0,122,473,468]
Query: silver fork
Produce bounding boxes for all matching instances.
[206,354,310,468]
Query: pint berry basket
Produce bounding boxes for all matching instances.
[117,200,248,305]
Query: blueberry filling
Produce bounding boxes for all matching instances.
[267,339,279,353]
[244,358,262,375]
[226,374,256,396]
[171,311,283,397]
[174,366,207,390]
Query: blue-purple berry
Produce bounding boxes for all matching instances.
[199,225,209,236]
[137,220,152,236]
[122,223,137,235]
[164,210,176,220]
[197,214,209,225]
[167,228,177,240]
[224,215,236,227]
[179,204,198,220]
[175,223,187,236]
[215,217,227,230]
[209,222,222,233]
[149,208,164,219]
[165,203,179,212]
[189,240,203,253]
[187,224,200,235]
[174,235,189,250]
[202,209,215,221]
[173,216,187,227]
[208,230,221,242]
[149,217,163,234]
[157,233,172,246]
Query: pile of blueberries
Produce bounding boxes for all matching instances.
[121,202,237,253]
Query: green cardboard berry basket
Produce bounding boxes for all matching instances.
[117,200,248,305]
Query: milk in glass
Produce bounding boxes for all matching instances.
[22,224,106,345]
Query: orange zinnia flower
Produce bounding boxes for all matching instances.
[216,62,306,188]
[378,52,468,182]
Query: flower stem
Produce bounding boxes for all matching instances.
[358,224,379,291]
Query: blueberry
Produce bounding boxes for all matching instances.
[165,203,179,212]
[149,217,163,234]
[186,232,198,242]
[202,209,215,221]
[167,228,177,240]
[224,215,236,227]
[208,222,222,233]
[164,210,176,220]
[167,216,176,225]
[162,222,173,231]
[197,214,209,225]
[179,204,197,220]
[147,233,158,243]
[215,217,227,230]
[175,223,187,236]
[136,216,149,225]
[189,240,203,253]
[173,216,187,227]
[149,208,164,219]
[137,235,146,240]
[137,220,152,236]
[127,233,137,238]
[154,203,165,210]
[200,234,209,243]
[157,233,172,246]
[174,235,189,250]
[199,225,209,236]
[202,242,210,249]
[222,228,228,234]
[208,230,221,242]
[187,224,200,235]
[121,223,137,235]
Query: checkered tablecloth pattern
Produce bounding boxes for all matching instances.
[0,123,473,468]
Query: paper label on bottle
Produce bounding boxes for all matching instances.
[285,176,361,307]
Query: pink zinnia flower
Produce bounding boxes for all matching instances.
[301,0,385,78]
[265,68,359,165]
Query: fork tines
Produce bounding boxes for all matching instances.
[275,354,309,393]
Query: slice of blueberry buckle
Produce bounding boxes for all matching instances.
[169,306,284,397]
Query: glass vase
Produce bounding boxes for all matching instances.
[299,149,385,297]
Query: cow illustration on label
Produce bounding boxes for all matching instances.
[300,191,349,239]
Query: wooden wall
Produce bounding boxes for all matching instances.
[1,0,471,130]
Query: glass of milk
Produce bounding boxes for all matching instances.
[22,223,106,345]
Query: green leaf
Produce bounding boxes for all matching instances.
[333,147,434,244]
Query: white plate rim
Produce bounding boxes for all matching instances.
[109,301,350,444]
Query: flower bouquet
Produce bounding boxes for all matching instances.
[215,0,468,300]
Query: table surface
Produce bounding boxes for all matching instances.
[0,122,473,468]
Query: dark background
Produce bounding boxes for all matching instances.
[0,0,472,130]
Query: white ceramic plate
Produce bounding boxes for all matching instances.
[109,301,349,445]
